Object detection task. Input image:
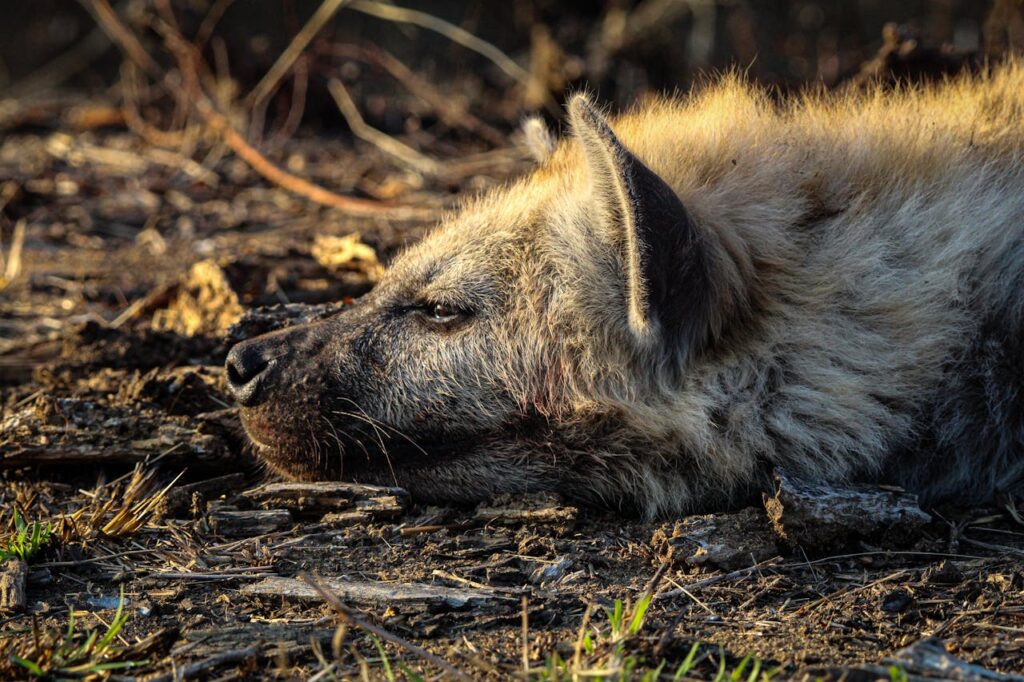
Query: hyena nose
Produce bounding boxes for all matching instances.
[226,339,273,407]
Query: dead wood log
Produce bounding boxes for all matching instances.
[242,575,502,608]
[209,509,293,537]
[764,469,931,551]
[239,481,409,517]
[0,559,28,612]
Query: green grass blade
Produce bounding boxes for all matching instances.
[97,587,128,650]
[11,655,44,676]
[397,662,426,682]
[368,634,395,682]
[627,593,653,635]
[674,642,701,680]
[731,654,751,681]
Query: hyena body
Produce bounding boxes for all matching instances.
[228,63,1024,518]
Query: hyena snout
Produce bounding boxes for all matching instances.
[226,336,277,407]
[226,322,330,409]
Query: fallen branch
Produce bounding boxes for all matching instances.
[85,0,437,220]
[298,572,474,681]
[145,646,260,682]
[322,43,506,146]
[247,0,353,110]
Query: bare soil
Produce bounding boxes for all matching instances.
[2,109,1024,681]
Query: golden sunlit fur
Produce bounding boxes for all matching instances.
[391,61,1024,516]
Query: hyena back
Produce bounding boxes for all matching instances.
[227,61,1024,518]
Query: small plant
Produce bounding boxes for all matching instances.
[533,592,778,681]
[9,587,149,679]
[0,508,52,562]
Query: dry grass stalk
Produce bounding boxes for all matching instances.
[327,77,440,176]
[0,220,26,291]
[348,0,554,110]
[85,0,437,220]
[298,572,473,681]
[56,466,181,544]
[325,43,507,146]
[246,0,353,110]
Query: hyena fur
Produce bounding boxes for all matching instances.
[227,61,1024,518]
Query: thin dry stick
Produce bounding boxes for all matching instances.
[197,97,433,217]
[0,220,26,289]
[521,595,530,673]
[87,1,434,219]
[247,0,353,109]
[327,77,440,175]
[653,557,783,601]
[268,55,310,148]
[78,0,161,77]
[194,0,237,52]
[298,572,472,681]
[349,0,535,91]
[324,43,506,146]
[572,602,595,679]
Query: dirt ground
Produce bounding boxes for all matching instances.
[3,105,1024,681]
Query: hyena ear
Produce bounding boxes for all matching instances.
[568,93,710,352]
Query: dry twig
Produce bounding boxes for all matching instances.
[298,572,473,681]
[327,77,440,175]
[84,0,436,219]
[348,0,555,111]
[247,0,353,110]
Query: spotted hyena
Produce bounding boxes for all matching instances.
[227,62,1024,517]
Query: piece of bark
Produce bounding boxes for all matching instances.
[320,511,372,527]
[883,638,1024,681]
[240,482,409,516]
[801,638,1024,681]
[209,509,293,538]
[242,576,499,609]
[166,473,247,517]
[474,493,578,527]
[764,469,931,551]
[0,559,28,612]
[653,507,780,571]
[355,495,407,519]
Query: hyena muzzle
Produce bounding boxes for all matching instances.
[227,66,1024,518]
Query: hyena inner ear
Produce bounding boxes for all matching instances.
[521,116,555,163]
[568,93,710,353]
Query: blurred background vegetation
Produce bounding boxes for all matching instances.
[4,0,1021,139]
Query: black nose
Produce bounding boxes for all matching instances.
[226,339,273,407]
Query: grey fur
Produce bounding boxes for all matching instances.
[230,64,1024,518]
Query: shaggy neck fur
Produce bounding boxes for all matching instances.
[517,61,1024,516]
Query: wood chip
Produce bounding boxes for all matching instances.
[474,493,577,526]
[240,482,409,517]
[0,559,28,612]
[764,468,932,551]
[209,509,293,537]
[242,575,500,608]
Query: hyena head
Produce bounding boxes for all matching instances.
[228,94,736,511]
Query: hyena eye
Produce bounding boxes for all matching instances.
[418,302,467,326]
